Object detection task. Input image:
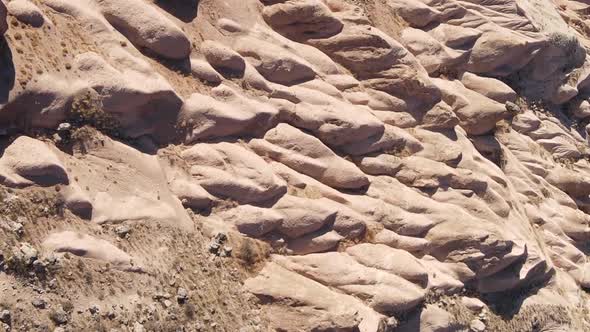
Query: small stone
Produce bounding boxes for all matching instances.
[153,292,171,300]
[52,133,62,143]
[9,221,23,236]
[32,259,48,273]
[461,296,485,312]
[104,309,116,319]
[505,101,521,114]
[470,319,486,332]
[48,279,57,289]
[57,123,72,132]
[208,241,221,254]
[208,232,228,256]
[114,225,130,238]
[146,303,157,315]
[385,316,398,329]
[0,310,10,324]
[214,233,227,243]
[89,305,100,315]
[163,300,172,308]
[32,298,47,309]
[133,322,145,332]
[176,288,188,303]
[220,246,233,257]
[17,242,38,265]
[50,307,68,325]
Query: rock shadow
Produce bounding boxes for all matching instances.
[155,0,200,23]
[0,36,15,105]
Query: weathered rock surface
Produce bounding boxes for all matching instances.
[1,0,590,331]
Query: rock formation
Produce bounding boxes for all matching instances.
[0,0,589,331]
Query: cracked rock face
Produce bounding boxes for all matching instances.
[1,0,590,331]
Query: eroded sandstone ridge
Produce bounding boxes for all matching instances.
[0,0,590,331]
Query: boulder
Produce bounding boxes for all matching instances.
[42,231,139,270]
[262,0,343,41]
[181,142,287,204]
[168,179,212,210]
[235,35,317,85]
[272,195,336,239]
[217,205,284,237]
[249,123,369,189]
[400,28,467,74]
[360,155,487,193]
[371,228,430,254]
[346,243,429,286]
[61,183,93,219]
[201,40,246,74]
[570,99,590,119]
[7,0,46,27]
[467,31,544,76]
[190,58,223,84]
[73,52,183,139]
[461,297,485,312]
[97,0,190,59]
[286,230,344,255]
[427,24,482,49]
[245,262,387,331]
[459,72,517,103]
[397,305,454,332]
[385,0,441,28]
[217,17,243,33]
[309,24,406,74]
[432,78,510,135]
[546,167,590,198]
[339,124,423,156]
[420,101,460,130]
[276,96,385,147]
[0,74,89,130]
[180,85,278,142]
[0,136,68,186]
[274,252,426,313]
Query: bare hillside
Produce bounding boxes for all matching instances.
[0,0,590,331]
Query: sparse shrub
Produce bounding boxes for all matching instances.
[84,271,93,285]
[68,90,120,136]
[184,302,196,320]
[239,240,257,266]
[61,300,74,313]
[547,32,585,72]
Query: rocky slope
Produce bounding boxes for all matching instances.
[0,0,590,331]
